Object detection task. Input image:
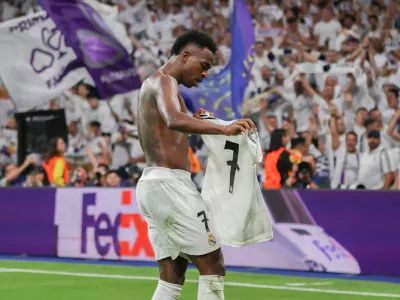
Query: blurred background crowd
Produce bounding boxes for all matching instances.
[0,0,399,190]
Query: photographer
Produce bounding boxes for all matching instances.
[23,166,51,187]
[69,167,87,188]
[284,161,319,189]
[93,163,109,187]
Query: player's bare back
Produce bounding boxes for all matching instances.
[137,71,191,172]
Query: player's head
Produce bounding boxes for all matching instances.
[170,29,217,88]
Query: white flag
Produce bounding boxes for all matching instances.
[0,2,133,112]
[0,13,87,111]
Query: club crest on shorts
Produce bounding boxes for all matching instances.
[208,233,217,246]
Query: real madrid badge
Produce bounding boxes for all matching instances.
[208,234,217,246]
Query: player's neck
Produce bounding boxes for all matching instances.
[160,58,183,84]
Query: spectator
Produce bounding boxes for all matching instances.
[92,163,109,187]
[313,136,331,188]
[290,137,307,163]
[284,161,319,189]
[42,137,69,187]
[358,130,394,190]
[0,156,36,187]
[23,166,51,187]
[0,114,17,165]
[331,131,360,189]
[352,107,368,150]
[87,121,108,156]
[189,146,201,180]
[85,90,115,134]
[263,128,291,189]
[313,7,342,50]
[106,170,122,187]
[69,167,87,188]
[66,120,86,156]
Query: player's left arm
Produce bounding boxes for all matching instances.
[156,75,255,135]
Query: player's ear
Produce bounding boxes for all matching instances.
[181,51,191,63]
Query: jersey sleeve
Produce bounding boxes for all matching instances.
[246,130,263,163]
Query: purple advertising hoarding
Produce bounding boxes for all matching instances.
[298,190,400,277]
[0,187,399,277]
[0,188,57,256]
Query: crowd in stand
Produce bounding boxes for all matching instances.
[0,0,399,190]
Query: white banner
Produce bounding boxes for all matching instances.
[0,13,87,111]
[295,62,356,75]
[0,2,132,112]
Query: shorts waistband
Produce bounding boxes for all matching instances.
[140,167,191,181]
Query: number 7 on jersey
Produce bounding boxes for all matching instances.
[224,141,240,193]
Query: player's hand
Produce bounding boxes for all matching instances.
[194,108,214,119]
[224,119,257,136]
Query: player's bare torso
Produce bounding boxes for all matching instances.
[137,71,191,172]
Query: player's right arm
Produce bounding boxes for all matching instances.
[156,75,256,136]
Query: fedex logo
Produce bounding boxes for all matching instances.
[80,190,154,258]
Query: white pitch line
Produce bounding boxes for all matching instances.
[286,282,332,287]
[0,268,399,298]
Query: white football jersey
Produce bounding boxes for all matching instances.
[200,117,273,247]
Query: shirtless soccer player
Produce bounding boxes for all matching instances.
[136,29,256,300]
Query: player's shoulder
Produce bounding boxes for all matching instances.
[148,71,178,86]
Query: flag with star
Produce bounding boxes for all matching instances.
[180,0,255,119]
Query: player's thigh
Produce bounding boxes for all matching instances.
[157,256,189,285]
[187,248,226,276]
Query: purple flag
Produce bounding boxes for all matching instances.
[40,0,141,98]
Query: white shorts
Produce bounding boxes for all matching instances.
[136,167,220,261]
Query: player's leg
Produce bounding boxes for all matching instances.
[152,256,188,300]
[181,189,225,300]
[136,171,191,299]
[158,256,189,284]
[188,249,226,300]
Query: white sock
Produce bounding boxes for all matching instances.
[152,280,182,300]
[198,275,225,300]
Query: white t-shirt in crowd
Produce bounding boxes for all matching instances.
[219,45,231,65]
[66,132,86,156]
[2,1,17,21]
[337,151,360,187]
[353,124,366,152]
[118,0,150,35]
[358,146,392,189]
[85,102,116,134]
[88,135,107,156]
[287,93,316,132]
[0,99,14,127]
[109,89,140,122]
[313,19,342,50]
